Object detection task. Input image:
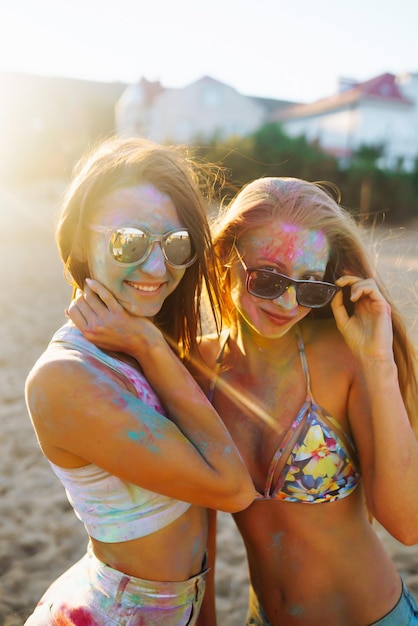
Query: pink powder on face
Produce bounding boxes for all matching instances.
[137,183,170,205]
[249,223,328,272]
[89,186,178,247]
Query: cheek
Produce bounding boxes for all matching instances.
[88,237,108,278]
[230,277,246,308]
[168,270,186,292]
[88,248,130,291]
[230,279,258,320]
[89,258,117,286]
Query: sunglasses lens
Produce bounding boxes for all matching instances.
[248,271,288,299]
[247,268,337,307]
[108,227,196,267]
[297,283,337,307]
[164,230,195,266]
[109,228,149,264]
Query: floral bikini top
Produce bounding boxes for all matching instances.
[209,327,361,504]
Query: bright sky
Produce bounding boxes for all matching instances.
[1,0,417,103]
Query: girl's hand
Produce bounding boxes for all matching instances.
[330,275,394,362]
[66,278,163,355]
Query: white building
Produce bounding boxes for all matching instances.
[116,72,418,171]
[116,75,265,144]
[115,78,164,138]
[269,73,417,171]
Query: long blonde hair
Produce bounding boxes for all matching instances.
[212,177,418,433]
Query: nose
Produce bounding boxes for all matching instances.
[139,242,167,276]
[273,285,298,311]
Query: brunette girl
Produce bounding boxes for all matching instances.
[24,137,254,625]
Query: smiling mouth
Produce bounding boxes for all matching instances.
[126,281,164,294]
[262,309,295,324]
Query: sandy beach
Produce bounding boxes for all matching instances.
[1,181,417,625]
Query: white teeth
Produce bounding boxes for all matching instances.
[127,282,161,292]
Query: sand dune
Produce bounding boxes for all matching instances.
[1,182,417,625]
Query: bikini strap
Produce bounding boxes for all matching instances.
[263,327,313,497]
[295,326,313,402]
[207,331,230,402]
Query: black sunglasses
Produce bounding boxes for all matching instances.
[87,225,197,269]
[235,249,340,308]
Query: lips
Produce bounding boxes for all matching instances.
[125,280,165,294]
[261,308,295,325]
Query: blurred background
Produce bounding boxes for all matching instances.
[1,0,418,221]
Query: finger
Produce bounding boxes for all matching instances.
[336,276,382,304]
[348,282,386,310]
[349,283,381,304]
[330,288,349,330]
[69,290,101,325]
[82,283,111,315]
[66,300,89,329]
[335,275,365,289]
[85,278,120,313]
[69,288,85,308]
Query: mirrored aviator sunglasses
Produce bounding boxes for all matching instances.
[87,225,198,269]
[246,268,340,308]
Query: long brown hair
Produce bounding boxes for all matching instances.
[56,135,222,359]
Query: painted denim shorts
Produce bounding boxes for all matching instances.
[246,580,418,626]
[24,546,208,625]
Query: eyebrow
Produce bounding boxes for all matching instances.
[253,258,327,273]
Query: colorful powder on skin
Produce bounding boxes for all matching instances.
[255,225,328,274]
[95,185,173,225]
[127,429,159,453]
[125,406,168,449]
[134,183,171,205]
[271,530,284,550]
[87,183,186,319]
[289,604,304,617]
[91,357,173,451]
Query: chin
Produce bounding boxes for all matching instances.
[259,327,292,340]
[123,300,163,318]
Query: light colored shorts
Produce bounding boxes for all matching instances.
[246,580,418,625]
[24,546,208,625]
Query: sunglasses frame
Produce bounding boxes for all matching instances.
[234,247,340,309]
[87,224,198,269]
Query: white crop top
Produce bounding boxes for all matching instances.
[46,324,191,543]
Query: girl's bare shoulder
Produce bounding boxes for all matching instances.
[25,342,130,411]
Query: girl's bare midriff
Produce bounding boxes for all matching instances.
[92,504,207,581]
[234,489,401,625]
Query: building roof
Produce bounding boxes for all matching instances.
[271,73,413,121]
[249,95,299,114]
[117,77,164,108]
